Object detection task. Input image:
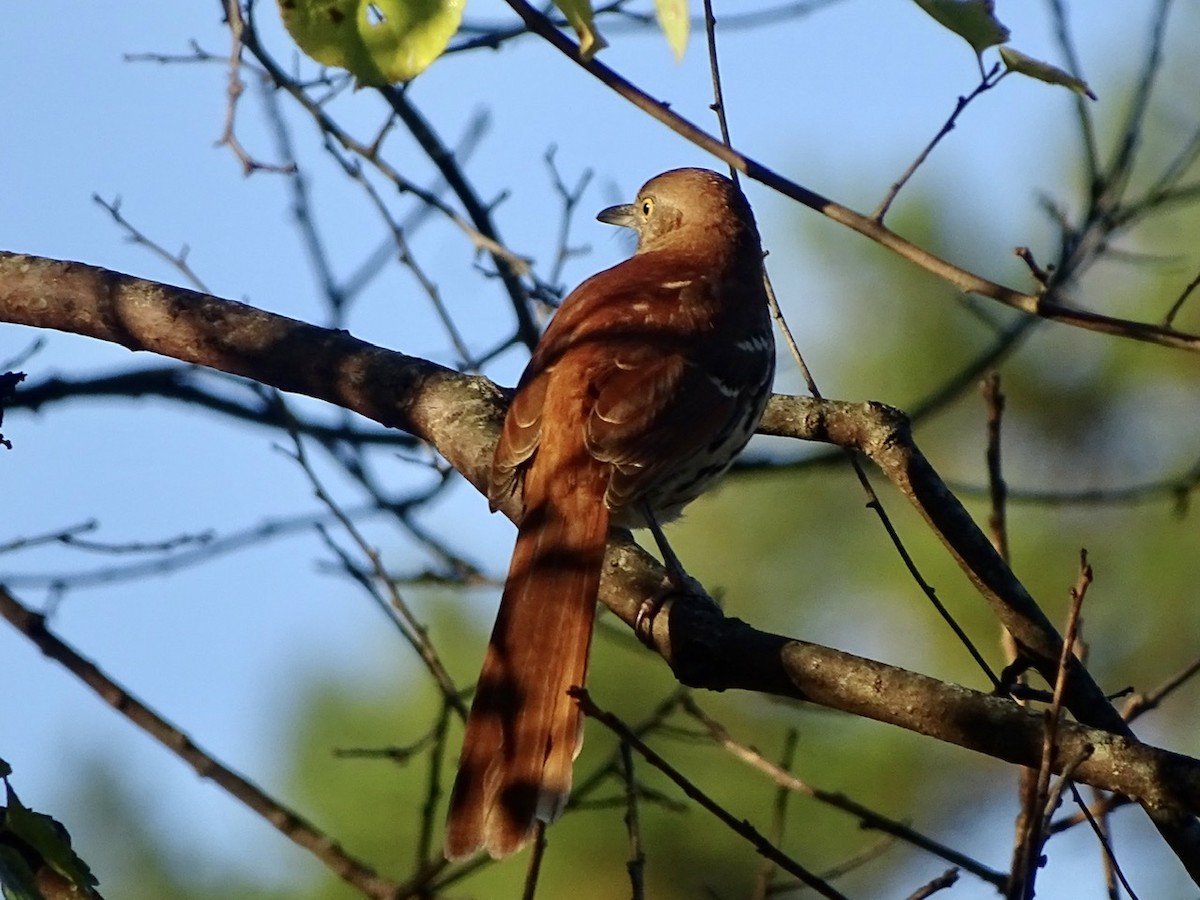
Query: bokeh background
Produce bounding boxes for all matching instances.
[3,2,1199,897]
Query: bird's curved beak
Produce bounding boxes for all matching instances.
[596,203,638,229]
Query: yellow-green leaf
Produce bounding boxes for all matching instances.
[278,0,466,86]
[553,0,607,60]
[655,0,689,61]
[999,46,1097,99]
[911,0,1009,55]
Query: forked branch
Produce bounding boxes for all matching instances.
[2,250,1198,881]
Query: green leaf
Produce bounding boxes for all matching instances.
[655,0,689,61]
[999,46,1097,99]
[911,0,1009,55]
[553,0,608,60]
[0,845,41,900]
[2,782,99,895]
[278,0,466,86]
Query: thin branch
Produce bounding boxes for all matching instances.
[985,371,1043,886]
[1163,265,1200,329]
[1071,782,1138,900]
[948,453,1200,512]
[701,0,995,687]
[541,148,595,292]
[751,728,797,900]
[0,521,99,556]
[1123,654,1200,724]
[620,741,647,900]
[92,195,211,293]
[282,429,466,718]
[874,64,1005,222]
[502,0,1200,354]
[575,689,849,900]
[322,139,477,368]
[1010,552,1093,899]
[217,0,294,175]
[566,688,689,814]
[124,39,223,66]
[376,83,540,350]
[982,374,1009,563]
[9,367,419,450]
[236,12,535,298]
[680,697,1007,888]
[814,834,900,890]
[1047,0,1100,190]
[522,824,548,900]
[446,1,845,54]
[1099,0,1173,202]
[0,587,407,900]
[339,111,493,306]
[259,80,347,324]
[906,868,959,900]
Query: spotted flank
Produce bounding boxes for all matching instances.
[709,377,744,398]
[734,332,772,354]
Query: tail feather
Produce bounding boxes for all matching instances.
[445,471,609,859]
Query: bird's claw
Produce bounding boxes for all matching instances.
[633,570,705,647]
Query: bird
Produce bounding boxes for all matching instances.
[444,167,776,860]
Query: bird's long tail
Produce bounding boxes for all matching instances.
[445,462,609,859]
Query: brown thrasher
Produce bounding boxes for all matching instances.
[444,168,775,859]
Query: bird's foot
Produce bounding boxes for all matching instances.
[634,569,705,647]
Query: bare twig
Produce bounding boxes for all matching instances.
[1123,654,1200,723]
[575,689,849,900]
[1071,782,1138,900]
[1010,552,1094,899]
[236,12,536,301]
[1047,0,1101,189]
[0,587,409,900]
[419,704,454,867]
[1163,265,1200,329]
[947,454,1200,511]
[0,521,99,556]
[982,374,1010,564]
[542,148,595,292]
[906,868,960,900]
[448,0,844,54]
[750,728,797,900]
[701,0,996,688]
[281,428,466,718]
[217,0,294,174]
[376,83,540,350]
[92,195,211,293]
[620,741,647,900]
[566,688,689,814]
[503,0,1200,354]
[984,371,1045,886]
[522,824,548,900]
[321,139,477,368]
[681,696,1007,888]
[874,64,1005,222]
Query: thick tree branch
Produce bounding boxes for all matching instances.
[2,250,1199,879]
[758,398,1108,723]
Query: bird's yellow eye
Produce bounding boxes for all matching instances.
[640,197,654,217]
